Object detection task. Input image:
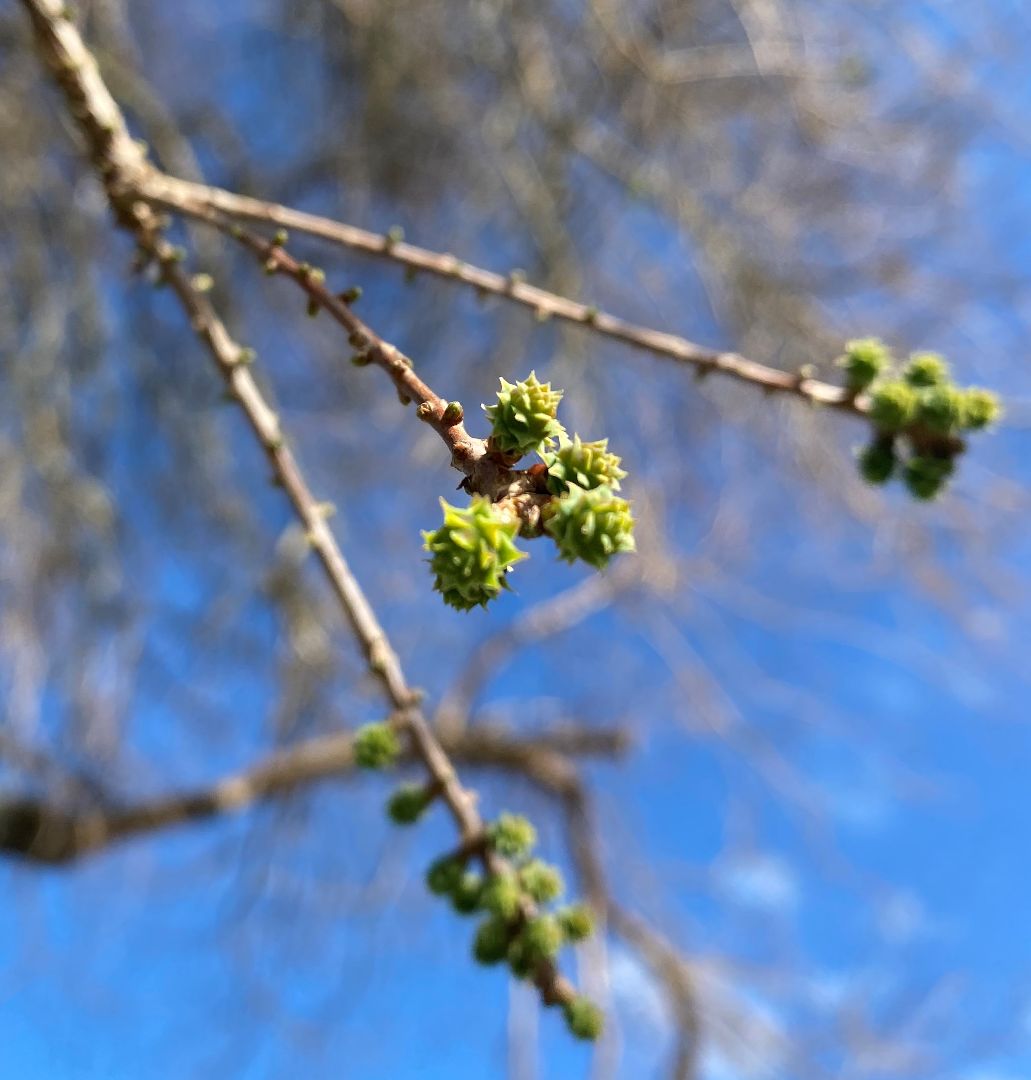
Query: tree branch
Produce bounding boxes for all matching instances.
[137,171,862,415]
[17,0,581,1013]
[201,211,552,523]
[0,723,629,864]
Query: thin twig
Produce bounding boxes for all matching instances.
[138,171,862,414]
[205,212,551,524]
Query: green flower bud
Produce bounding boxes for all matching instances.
[868,380,918,431]
[423,497,527,611]
[442,401,464,425]
[838,338,891,391]
[916,385,964,434]
[903,454,955,500]
[518,860,564,903]
[544,485,636,569]
[557,903,595,943]
[857,439,897,486]
[960,387,1001,430]
[472,916,512,965]
[483,371,565,457]
[490,813,537,858]
[353,722,399,769]
[542,435,627,495]
[564,996,604,1041]
[480,871,523,920]
[426,856,464,896]
[451,872,484,915]
[904,352,950,387]
[509,915,562,975]
[386,783,431,825]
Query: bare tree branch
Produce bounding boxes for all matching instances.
[0,722,629,864]
[138,170,864,415]
[16,0,584,1014]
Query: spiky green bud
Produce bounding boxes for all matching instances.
[484,371,565,457]
[353,722,399,769]
[480,871,523,920]
[557,904,595,943]
[544,485,636,569]
[509,915,562,975]
[564,997,604,1041]
[426,856,464,896]
[960,388,1001,430]
[518,860,564,903]
[868,380,918,431]
[903,455,955,500]
[490,813,537,858]
[451,872,484,914]
[916,385,964,434]
[472,916,512,965]
[857,439,897,486]
[542,435,627,495]
[904,352,950,387]
[423,497,527,611]
[839,338,891,391]
[386,783,431,825]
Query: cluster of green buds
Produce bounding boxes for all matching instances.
[839,339,1001,500]
[423,373,635,610]
[426,813,603,1041]
[355,724,604,1039]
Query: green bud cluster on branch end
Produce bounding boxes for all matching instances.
[838,339,1001,500]
[423,812,603,1041]
[359,727,605,1038]
[423,372,635,610]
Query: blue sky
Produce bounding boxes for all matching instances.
[2,1,1031,1077]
